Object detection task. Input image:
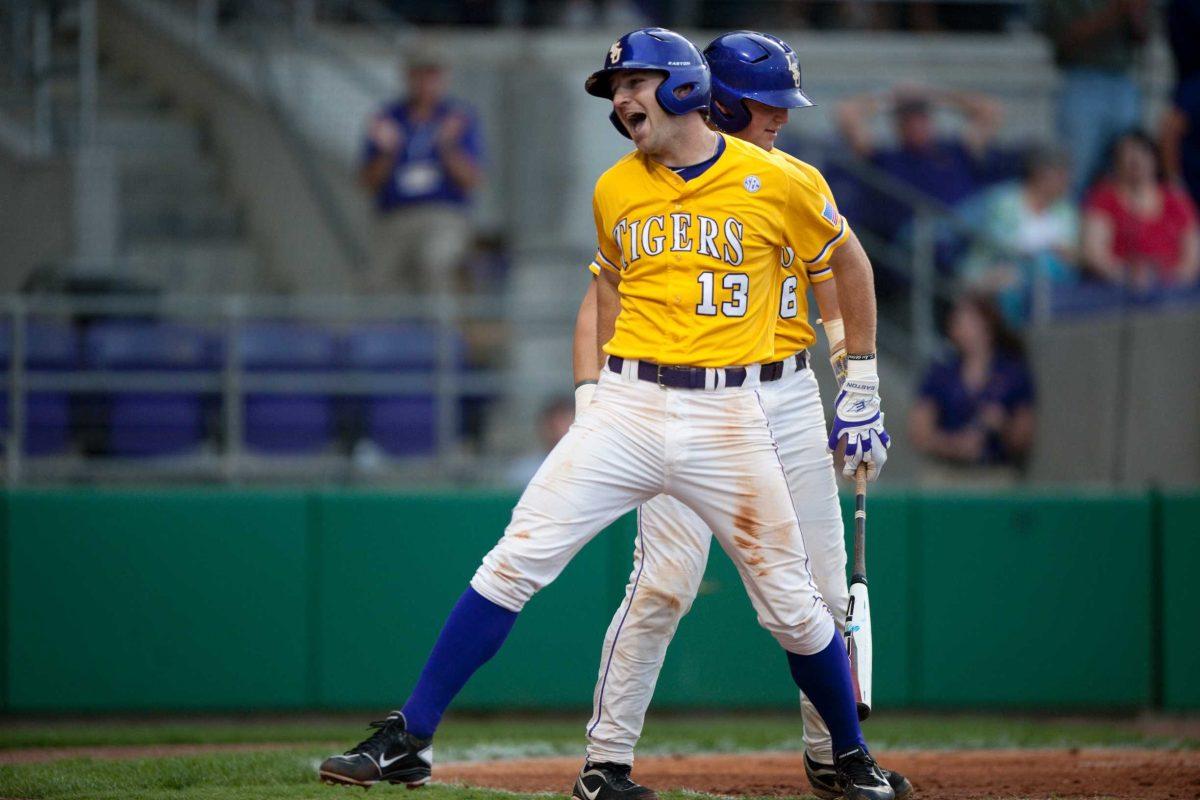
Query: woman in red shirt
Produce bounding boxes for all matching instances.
[1082,130,1200,288]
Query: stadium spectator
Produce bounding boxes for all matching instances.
[1040,0,1150,195]
[1160,0,1200,209]
[909,293,1036,486]
[959,145,1080,321]
[834,86,1005,238]
[504,395,575,488]
[1081,131,1200,289]
[360,45,485,296]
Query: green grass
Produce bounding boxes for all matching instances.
[0,748,777,800]
[0,750,555,800]
[0,712,1194,799]
[1,711,1195,752]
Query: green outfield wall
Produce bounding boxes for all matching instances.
[0,489,1195,712]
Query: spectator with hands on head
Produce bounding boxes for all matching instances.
[834,85,1004,239]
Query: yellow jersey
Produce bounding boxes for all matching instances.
[769,148,848,358]
[589,133,847,367]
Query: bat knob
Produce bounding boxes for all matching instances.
[857,702,871,721]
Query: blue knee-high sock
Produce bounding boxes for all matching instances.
[401,587,517,739]
[785,631,867,757]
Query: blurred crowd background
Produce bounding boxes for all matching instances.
[0,0,1198,489]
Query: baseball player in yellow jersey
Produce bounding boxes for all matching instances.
[320,27,891,800]
[570,32,909,800]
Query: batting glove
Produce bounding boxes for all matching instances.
[828,354,891,481]
[574,381,597,416]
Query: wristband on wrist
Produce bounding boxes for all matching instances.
[846,353,878,382]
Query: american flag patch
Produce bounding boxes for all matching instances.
[821,198,840,227]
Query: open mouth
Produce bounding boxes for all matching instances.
[624,111,647,135]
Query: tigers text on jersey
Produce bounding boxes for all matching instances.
[770,148,848,357]
[590,133,846,368]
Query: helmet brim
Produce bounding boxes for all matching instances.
[585,65,668,99]
[743,86,816,110]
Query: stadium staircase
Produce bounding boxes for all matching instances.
[99,71,259,294]
[0,9,259,295]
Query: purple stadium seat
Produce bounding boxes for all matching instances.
[343,324,454,457]
[237,323,337,454]
[83,321,212,457]
[0,320,77,456]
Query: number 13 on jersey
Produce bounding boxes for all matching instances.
[695,271,749,317]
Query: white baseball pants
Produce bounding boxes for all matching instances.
[470,361,836,664]
[583,357,848,766]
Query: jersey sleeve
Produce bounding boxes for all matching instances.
[590,188,623,275]
[781,163,849,271]
[803,168,848,283]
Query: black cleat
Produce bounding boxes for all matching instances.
[806,752,912,800]
[833,747,895,800]
[319,711,432,789]
[571,761,658,800]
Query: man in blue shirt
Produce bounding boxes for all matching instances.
[361,47,485,294]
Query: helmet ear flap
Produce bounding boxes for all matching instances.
[729,98,752,132]
[709,81,751,133]
[655,73,709,117]
[609,109,631,139]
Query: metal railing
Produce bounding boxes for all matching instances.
[0,293,575,486]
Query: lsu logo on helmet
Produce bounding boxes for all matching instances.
[787,52,802,88]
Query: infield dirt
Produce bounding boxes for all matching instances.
[438,749,1200,799]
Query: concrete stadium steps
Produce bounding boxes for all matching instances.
[88,68,257,289]
[93,114,203,152]
[3,31,258,291]
[120,191,242,240]
[123,237,259,294]
[120,158,223,196]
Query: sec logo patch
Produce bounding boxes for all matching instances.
[743,175,761,193]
